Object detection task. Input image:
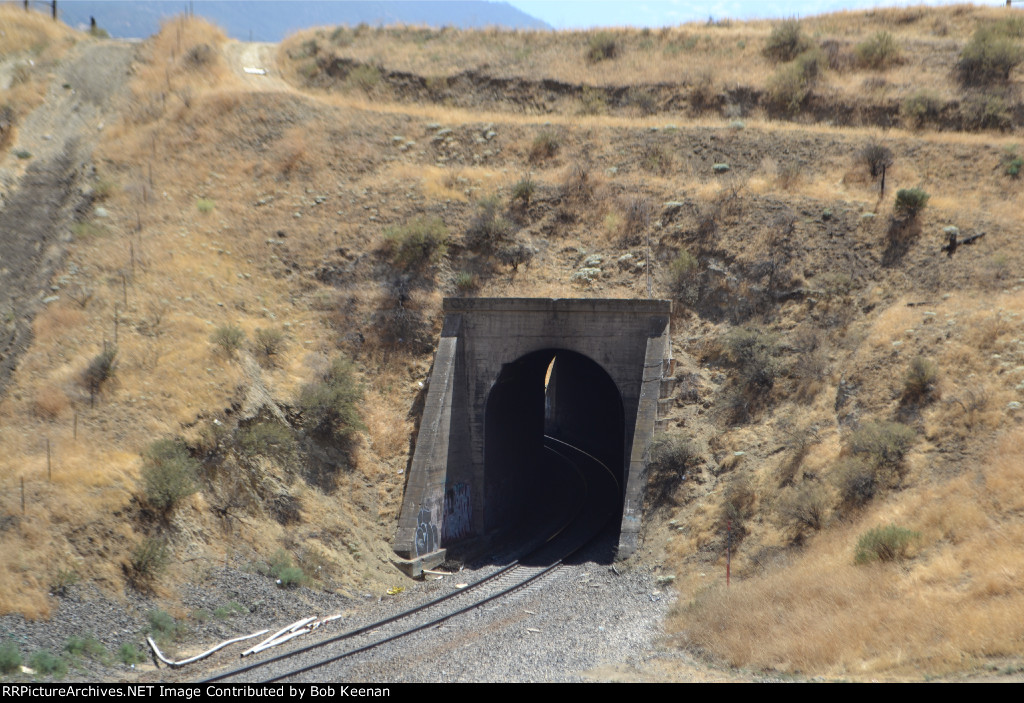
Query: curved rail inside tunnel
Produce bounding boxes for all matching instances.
[482,348,625,561]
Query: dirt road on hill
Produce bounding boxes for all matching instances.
[0,41,134,397]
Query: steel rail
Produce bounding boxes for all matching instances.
[200,435,614,684]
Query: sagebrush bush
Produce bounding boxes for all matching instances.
[586,32,617,63]
[28,650,66,678]
[903,356,938,403]
[854,523,919,564]
[346,63,382,92]
[855,31,901,69]
[1004,147,1023,178]
[834,456,877,508]
[465,197,514,252]
[668,249,699,304]
[766,48,823,113]
[528,132,559,163]
[957,25,1024,84]
[236,421,295,458]
[894,187,929,219]
[454,271,478,293]
[646,433,696,509]
[849,421,916,472]
[510,175,536,206]
[253,327,286,360]
[128,538,170,590]
[64,635,106,662]
[82,346,117,396]
[0,640,22,674]
[146,609,184,644]
[620,197,652,244]
[859,142,894,179]
[764,19,812,62]
[298,355,364,443]
[210,325,245,357]
[901,89,941,129]
[140,439,199,512]
[117,643,144,665]
[266,549,306,588]
[383,216,448,271]
[777,482,831,533]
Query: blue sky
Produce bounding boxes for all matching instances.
[507,1,1012,29]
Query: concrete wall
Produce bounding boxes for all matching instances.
[394,298,671,561]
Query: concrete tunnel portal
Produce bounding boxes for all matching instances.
[393,298,672,574]
[484,349,626,538]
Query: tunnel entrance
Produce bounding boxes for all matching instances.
[393,298,672,570]
[484,349,625,557]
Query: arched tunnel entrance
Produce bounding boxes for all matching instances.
[393,298,672,574]
[484,349,625,561]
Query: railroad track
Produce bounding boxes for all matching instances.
[199,435,619,683]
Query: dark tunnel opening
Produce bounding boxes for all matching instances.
[483,349,625,564]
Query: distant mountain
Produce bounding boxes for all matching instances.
[56,1,551,41]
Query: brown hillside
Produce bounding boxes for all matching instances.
[0,5,1022,680]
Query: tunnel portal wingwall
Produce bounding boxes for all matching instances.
[393,298,672,564]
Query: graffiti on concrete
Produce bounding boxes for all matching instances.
[442,482,471,542]
[414,495,441,556]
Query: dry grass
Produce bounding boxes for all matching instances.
[671,426,1024,675]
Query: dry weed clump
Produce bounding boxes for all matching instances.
[32,386,69,420]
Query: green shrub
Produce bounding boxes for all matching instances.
[266,549,306,588]
[894,187,929,219]
[957,26,1023,84]
[128,537,170,589]
[903,356,938,403]
[855,31,901,69]
[764,19,812,62]
[28,650,66,678]
[298,355,364,442]
[147,609,184,644]
[901,89,941,129]
[578,86,607,115]
[668,249,699,304]
[252,327,287,360]
[117,643,145,666]
[1004,147,1023,178]
[346,63,382,92]
[724,328,780,394]
[849,421,916,472]
[0,640,22,674]
[511,175,536,205]
[196,198,215,213]
[465,197,515,252]
[65,635,107,662]
[854,523,919,564]
[140,439,199,512]
[213,601,247,619]
[210,324,245,357]
[766,48,823,113]
[859,142,893,179]
[586,32,617,63]
[383,216,448,271]
[13,149,31,160]
[236,421,295,458]
[454,271,478,293]
[835,456,877,508]
[960,93,1012,131]
[528,132,559,163]
[82,346,117,396]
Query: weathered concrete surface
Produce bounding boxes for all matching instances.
[394,298,671,561]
